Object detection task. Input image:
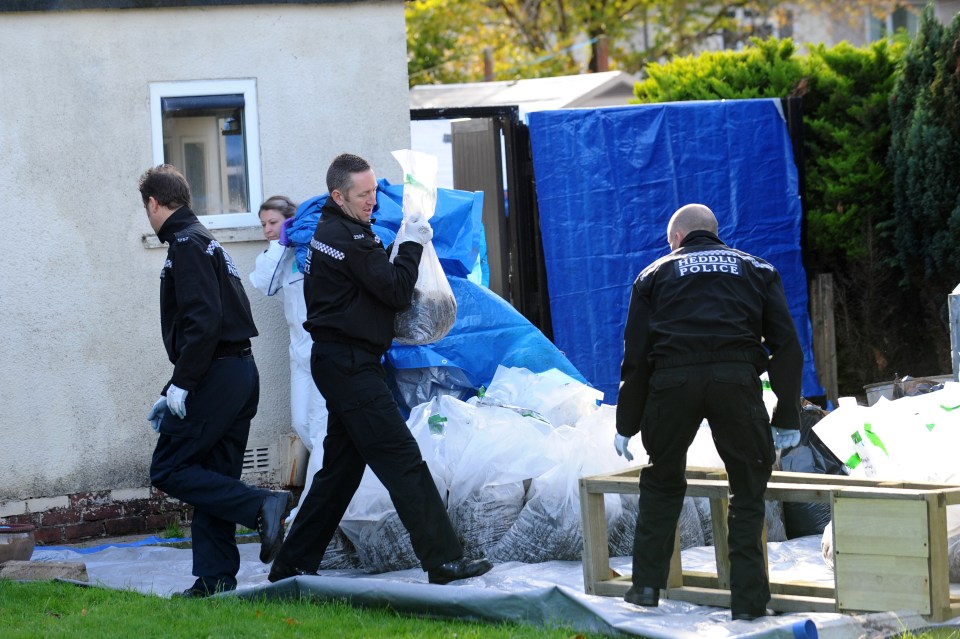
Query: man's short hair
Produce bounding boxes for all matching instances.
[326,153,371,195]
[139,164,191,209]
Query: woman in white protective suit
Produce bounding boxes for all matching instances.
[249,195,328,451]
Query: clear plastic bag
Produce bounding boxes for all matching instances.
[390,149,457,345]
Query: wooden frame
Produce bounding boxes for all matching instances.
[580,466,960,621]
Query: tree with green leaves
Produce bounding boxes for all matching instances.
[406,0,902,85]
[887,6,960,372]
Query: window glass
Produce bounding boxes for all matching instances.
[150,80,262,229]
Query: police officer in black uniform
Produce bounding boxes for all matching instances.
[614,203,803,620]
[268,153,492,585]
[139,164,292,597]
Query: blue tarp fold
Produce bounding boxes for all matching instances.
[527,98,823,403]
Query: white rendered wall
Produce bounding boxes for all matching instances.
[0,2,410,501]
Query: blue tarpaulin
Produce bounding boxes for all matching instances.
[527,98,823,403]
[288,178,485,278]
[285,178,585,391]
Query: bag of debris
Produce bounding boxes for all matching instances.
[339,465,440,573]
[893,374,949,399]
[608,494,640,557]
[352,511,419,573]
[473,365,604,428]
[781,402,847,538]
[491,426,621,563]
[407,395,482,496]
[318,528,362,570]
[389,149,457,345]
[446,402,555,558]
[449,481,527,560]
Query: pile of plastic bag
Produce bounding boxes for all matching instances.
[315,367,798,572]
[812,383,960,582]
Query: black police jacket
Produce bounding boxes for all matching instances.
[156,207,258,392]
[302,199,423,356]
[617,230,803,436]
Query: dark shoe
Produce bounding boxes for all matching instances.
[427,557,493,585]
[172,583,234,599]
[267,558,317,583]
[731,609,774,621]
[624,585,660,607]
[257,490,293,564]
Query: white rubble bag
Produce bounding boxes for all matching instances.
[490,425,622,563]
[473,365,604,428]
[445,403,556,559]
[813,384,960,582]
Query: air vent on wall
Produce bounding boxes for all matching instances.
[243,446,271,472]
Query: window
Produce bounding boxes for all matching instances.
[867,3,921,42]
[150,79,262,229]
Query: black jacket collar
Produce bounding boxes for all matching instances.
[157,206,200,244]
[680,229,725,248]
[321,198,375,228]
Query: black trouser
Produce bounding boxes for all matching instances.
[631,362,774,616]
[274,340,462,573]
[150,353,268,592]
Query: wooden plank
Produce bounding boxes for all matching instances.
[710,496,731,590]
[583,476,640,495]
[579,478,614,594]
[683,571,835,598]
[592,580,631,598]
[836,554,930,614]
[764,484,835,503]
[834,497,928,557]
[927,493,952,622]
[811,273,839,408]
[667,525,683,588]
[582,466,960,493]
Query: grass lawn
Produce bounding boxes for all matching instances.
[0,579,603,639]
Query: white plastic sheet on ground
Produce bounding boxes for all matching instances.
[30,535,959,639]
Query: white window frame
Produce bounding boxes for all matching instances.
[149,79,263,230]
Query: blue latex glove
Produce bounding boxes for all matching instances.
[614,433,634,462]
[166,384,188,419]
[147,396,168,433]
[278,217,294,246]
[771,426,800,450]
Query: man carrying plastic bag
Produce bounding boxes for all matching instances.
[267,152,491,586]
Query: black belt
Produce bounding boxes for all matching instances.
[215,343,252,358]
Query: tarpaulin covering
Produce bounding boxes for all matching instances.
[527,98,823,403]
[285,178,585,390]
[33,538,956,639]
[288,178,485,278]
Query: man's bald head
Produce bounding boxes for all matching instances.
[667,203,718,251]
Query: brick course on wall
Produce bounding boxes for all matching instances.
[1,488,193,545]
